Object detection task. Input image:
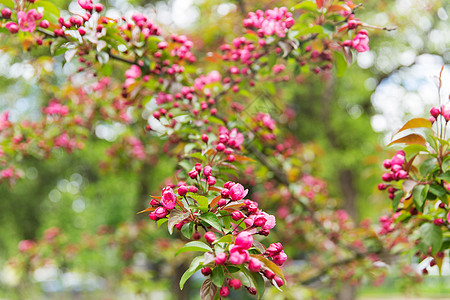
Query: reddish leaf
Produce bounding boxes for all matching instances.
[168,210,189,234]
[233,155,256,162]
[387,134,426,146]
[316,0,323,9]
[200,279,217,300]
[210,195,221,208]
[328,4,347,12]
[150,195,162,200]
[394,118,432,136]
[205,52,222,63]
[209,186,222,193]
[205,149,216,156]
[137,207,156,214]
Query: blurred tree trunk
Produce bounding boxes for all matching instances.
[321,78,358,300]
[171,262,191,300]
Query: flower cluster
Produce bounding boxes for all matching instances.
[43,100,69,116]
[379,150,408,190]
[343,30,370,53]
[243,7,295,38]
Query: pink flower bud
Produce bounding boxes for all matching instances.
[154,206,168,218]
[203,165,212,176]
[188,185,198,193]
[391,164,402,173]
[229,183,248,201]
[248,287,257,295]
[188,170,198,179]
[221,189,230,198]
[273,251,287,266]
[201,134,209,143]
[215,252,227,264]
[218,198,227,206]
[193,232,201,240]
[208,176,216,186]
[273,276,284,287]
[442,108,450,122]
[148,212,158,220]
[229,278,241,290]
[235,231,253,250]
[430,106,440,118]
[381,173,393,182]
[201,267,212,276]
[266,242,283,256]
[227,155,235,162]
[219,286,229,297]
[224,181,234,189]
[161,186,177,209]
[231,211,244,221]
[78,26,86,35]
[391,154,405,166]
[1,8,12,19]
[94,3,104,12]
[383,159,392,169]
[150,199,159,206]
[248,257,261,272]
[347,19,358,29]
[396,170,408,179]
[5,22,19,34]
[178,185,188,196]
[264,270,275,279]
[204,231,216,243]
[434,218,444,226]
[216,143,225,152]
[378,183,387,190]
[194,163,202,172]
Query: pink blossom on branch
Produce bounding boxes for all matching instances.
[351,30,370,53]
[161,186,177,209]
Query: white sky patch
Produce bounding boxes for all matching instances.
[370,54,450,140]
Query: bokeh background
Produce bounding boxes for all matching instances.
[0,0,449,299]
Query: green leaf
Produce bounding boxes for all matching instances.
[180,256,204,290]
[392,191,404,211]
[167,210,189,235]
[188,152,206,161]
[212,234,232,244]
[239,266,266,298]
[429,184,447,198]
[178,160,192,172]
[33,0,60,24]
[157,218,168,227]
[412,184,429,212]
[437,171,450,182]
[181,222,194,239]
[268,53,277,70]
[50,38,67,56]
[175,241,213,256]
[199,212,222,231]
[187,192,209,208]
[292,1,317,12]
[210,265,225,287]
[420,223,443,255]
[334,52,347,77]
[419,158,437,177]
[0,0,15,9]
[403,144,429,158]
[322,23,335,36]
